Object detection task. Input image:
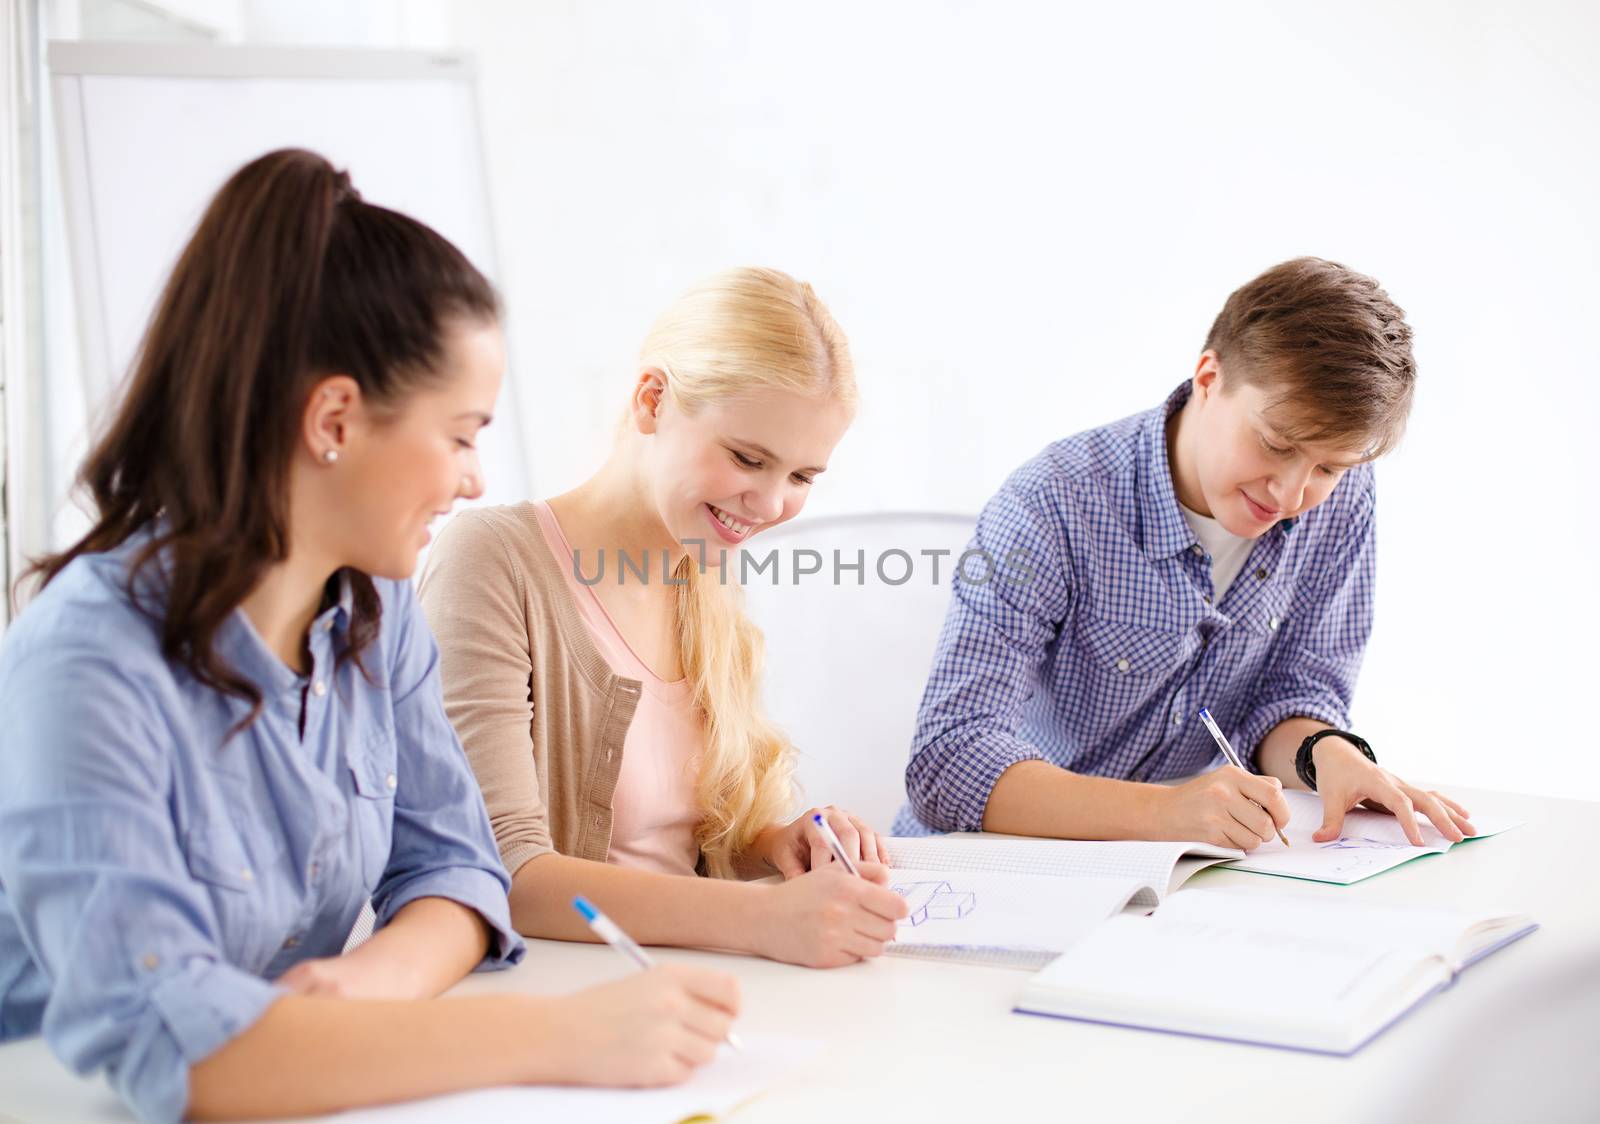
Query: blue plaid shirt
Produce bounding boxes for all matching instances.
[895,382,1376,835]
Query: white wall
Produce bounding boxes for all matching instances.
[449,1,1600,801]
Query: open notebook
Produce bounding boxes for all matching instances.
[1015,888,1536,1054]
[1224,791,1523,885]
[334,1034,817,1123]
[882,835,1241,968]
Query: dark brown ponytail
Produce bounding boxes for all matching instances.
[23,147,499,719]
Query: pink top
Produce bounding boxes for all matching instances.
[532,501,702,876]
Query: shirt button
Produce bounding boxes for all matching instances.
[1203,593,1212,604]
[309,861,320,879]
[1190,544,1203,556]
[593,814,604,829]
[385,773,397,790]
[1172,713,1184,725]
[1115,658,1131,673]
[1256,568,1269,581]
[283,935,300,950]
[323,618,335,632]
[1269,617,1281,631]
[240,867,254,882]
[142,953,160,970]
[311,680,327,697]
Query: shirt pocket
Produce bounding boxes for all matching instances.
[346,729,398,892]
[1071,615,1196,735]
[1237,586,1292,638]
[182,824,284,966]
[1210,588,1292,690]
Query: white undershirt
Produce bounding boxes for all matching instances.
[1179,503,1255,603]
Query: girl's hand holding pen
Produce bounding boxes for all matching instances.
[543,965,741,1087]
[753,866,909,968]
[752,804,888,878]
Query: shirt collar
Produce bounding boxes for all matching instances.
[219,570,356,698]
[1138,382,1201,560]
[315,570,355,637]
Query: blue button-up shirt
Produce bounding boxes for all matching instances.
[896,382,1375,834]
[0,533,524,1122]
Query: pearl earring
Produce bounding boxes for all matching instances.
[322,449,339,464]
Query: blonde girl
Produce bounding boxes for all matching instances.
[419,268,909,966]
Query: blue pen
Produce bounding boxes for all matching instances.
[573,896,743,1049]
[812,812,862,877]
[1198,707,1290,847]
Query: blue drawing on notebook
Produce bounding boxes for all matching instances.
[892,880,977,926]
[1319,837,1412,851]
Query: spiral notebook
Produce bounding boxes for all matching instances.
[882,834,1242,968]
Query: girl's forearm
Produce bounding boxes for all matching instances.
[341,896,492,999]
[509,851,769,955]
[188,992,560,1119]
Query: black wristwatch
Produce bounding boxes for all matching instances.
[1295,729,1376,791]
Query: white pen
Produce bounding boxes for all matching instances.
[573,896,744,1049]
[811,812,862,877]
[1197,707,1291,847]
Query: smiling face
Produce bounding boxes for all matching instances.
[1173,354,1369,538]
[633,373,854,554]
[319,318,506,579]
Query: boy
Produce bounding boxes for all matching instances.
[896,257,1474,850]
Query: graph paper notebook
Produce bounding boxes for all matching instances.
[1015,888,1536,1054]
[882,835,1242,968]
[1223,791,1523,885]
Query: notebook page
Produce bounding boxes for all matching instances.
[1225,791,1524,885]
[887,868,1153,959]
[1026,892,1440,1047]
[886,835,1240,899]
[333,1033,819,1123]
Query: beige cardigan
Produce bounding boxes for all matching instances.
[416,504,644,877]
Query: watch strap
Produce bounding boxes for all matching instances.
[1295,728,1376,791]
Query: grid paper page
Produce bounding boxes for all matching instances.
[889,943,1061,970]
[885,835,1241,899]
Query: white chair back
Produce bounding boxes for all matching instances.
[739,512,976,829]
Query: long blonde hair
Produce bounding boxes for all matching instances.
[641,267,856,878]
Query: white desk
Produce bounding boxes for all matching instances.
[3,786,1597,1123]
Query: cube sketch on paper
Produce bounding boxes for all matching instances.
[892,880,977,926]
[1319,836,1413,852]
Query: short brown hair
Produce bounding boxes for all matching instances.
[1204,257,1415,459]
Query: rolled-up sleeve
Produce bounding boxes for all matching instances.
[377,581,524,969]
[0,649,283,1123]
[904,478,1075,831]
[1237,470,1377,764]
